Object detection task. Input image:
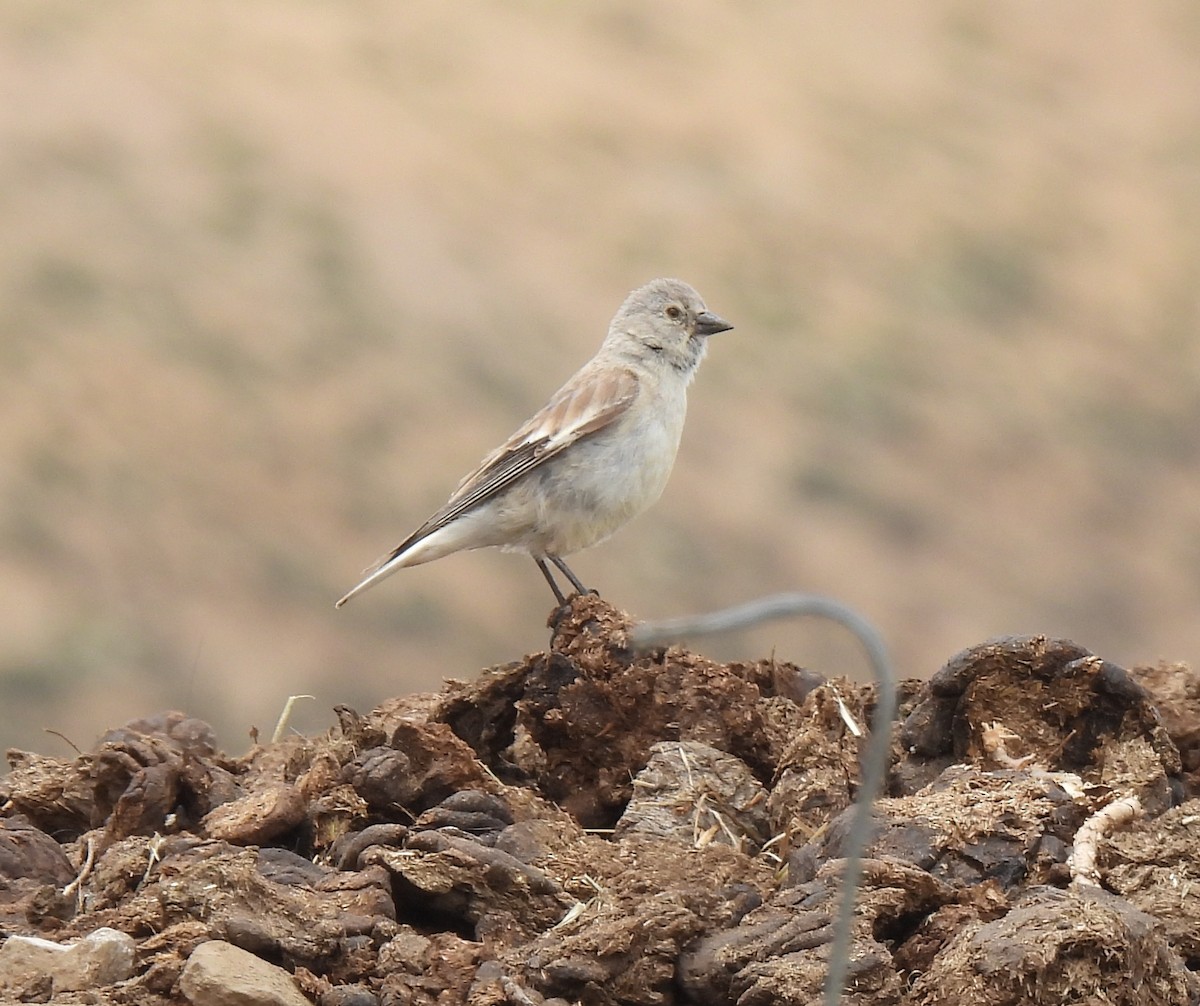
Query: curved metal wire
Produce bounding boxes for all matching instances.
[628,593,896,1006]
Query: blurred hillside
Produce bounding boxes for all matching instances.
[2,4,1199,753]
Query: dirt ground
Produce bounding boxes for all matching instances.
[2,595,1199,1005]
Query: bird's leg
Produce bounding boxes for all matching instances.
[537,558,573,648]
[549,555,597,596]
[535,558,569,606]
[539,556,597,647]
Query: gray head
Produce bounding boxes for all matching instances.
[607,278,733,377]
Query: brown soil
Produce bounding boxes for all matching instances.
[2,596,1198,1005]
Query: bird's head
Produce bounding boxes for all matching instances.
[610,278,733,377]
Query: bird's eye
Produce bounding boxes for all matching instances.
[665,305,683,321]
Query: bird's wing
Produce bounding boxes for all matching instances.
[386,364,640,558]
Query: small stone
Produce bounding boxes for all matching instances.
[202,784,306,845]
[0,926,136,993]
[377,926,432,974]
[320,985,378,1006]
[615,741,770,853]
[179,940,311,1006]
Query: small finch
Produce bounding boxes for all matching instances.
[336,278,732,607]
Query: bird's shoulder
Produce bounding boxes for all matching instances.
[442,362,641,507]
[522,360,641,447]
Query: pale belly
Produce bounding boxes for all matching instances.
[494,392,687,557]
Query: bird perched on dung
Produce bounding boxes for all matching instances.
[336,278,732,608]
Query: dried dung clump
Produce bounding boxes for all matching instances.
[2,596,1198,1005]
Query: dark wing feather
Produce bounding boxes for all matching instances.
[380,365,639,563]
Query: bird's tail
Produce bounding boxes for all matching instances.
[334,546,410,607]
[336,514,486,607]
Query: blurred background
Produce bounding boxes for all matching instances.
[2,4,1199,754]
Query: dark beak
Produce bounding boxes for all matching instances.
[694,310,734,337]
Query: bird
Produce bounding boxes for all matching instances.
[336,278,732,608]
